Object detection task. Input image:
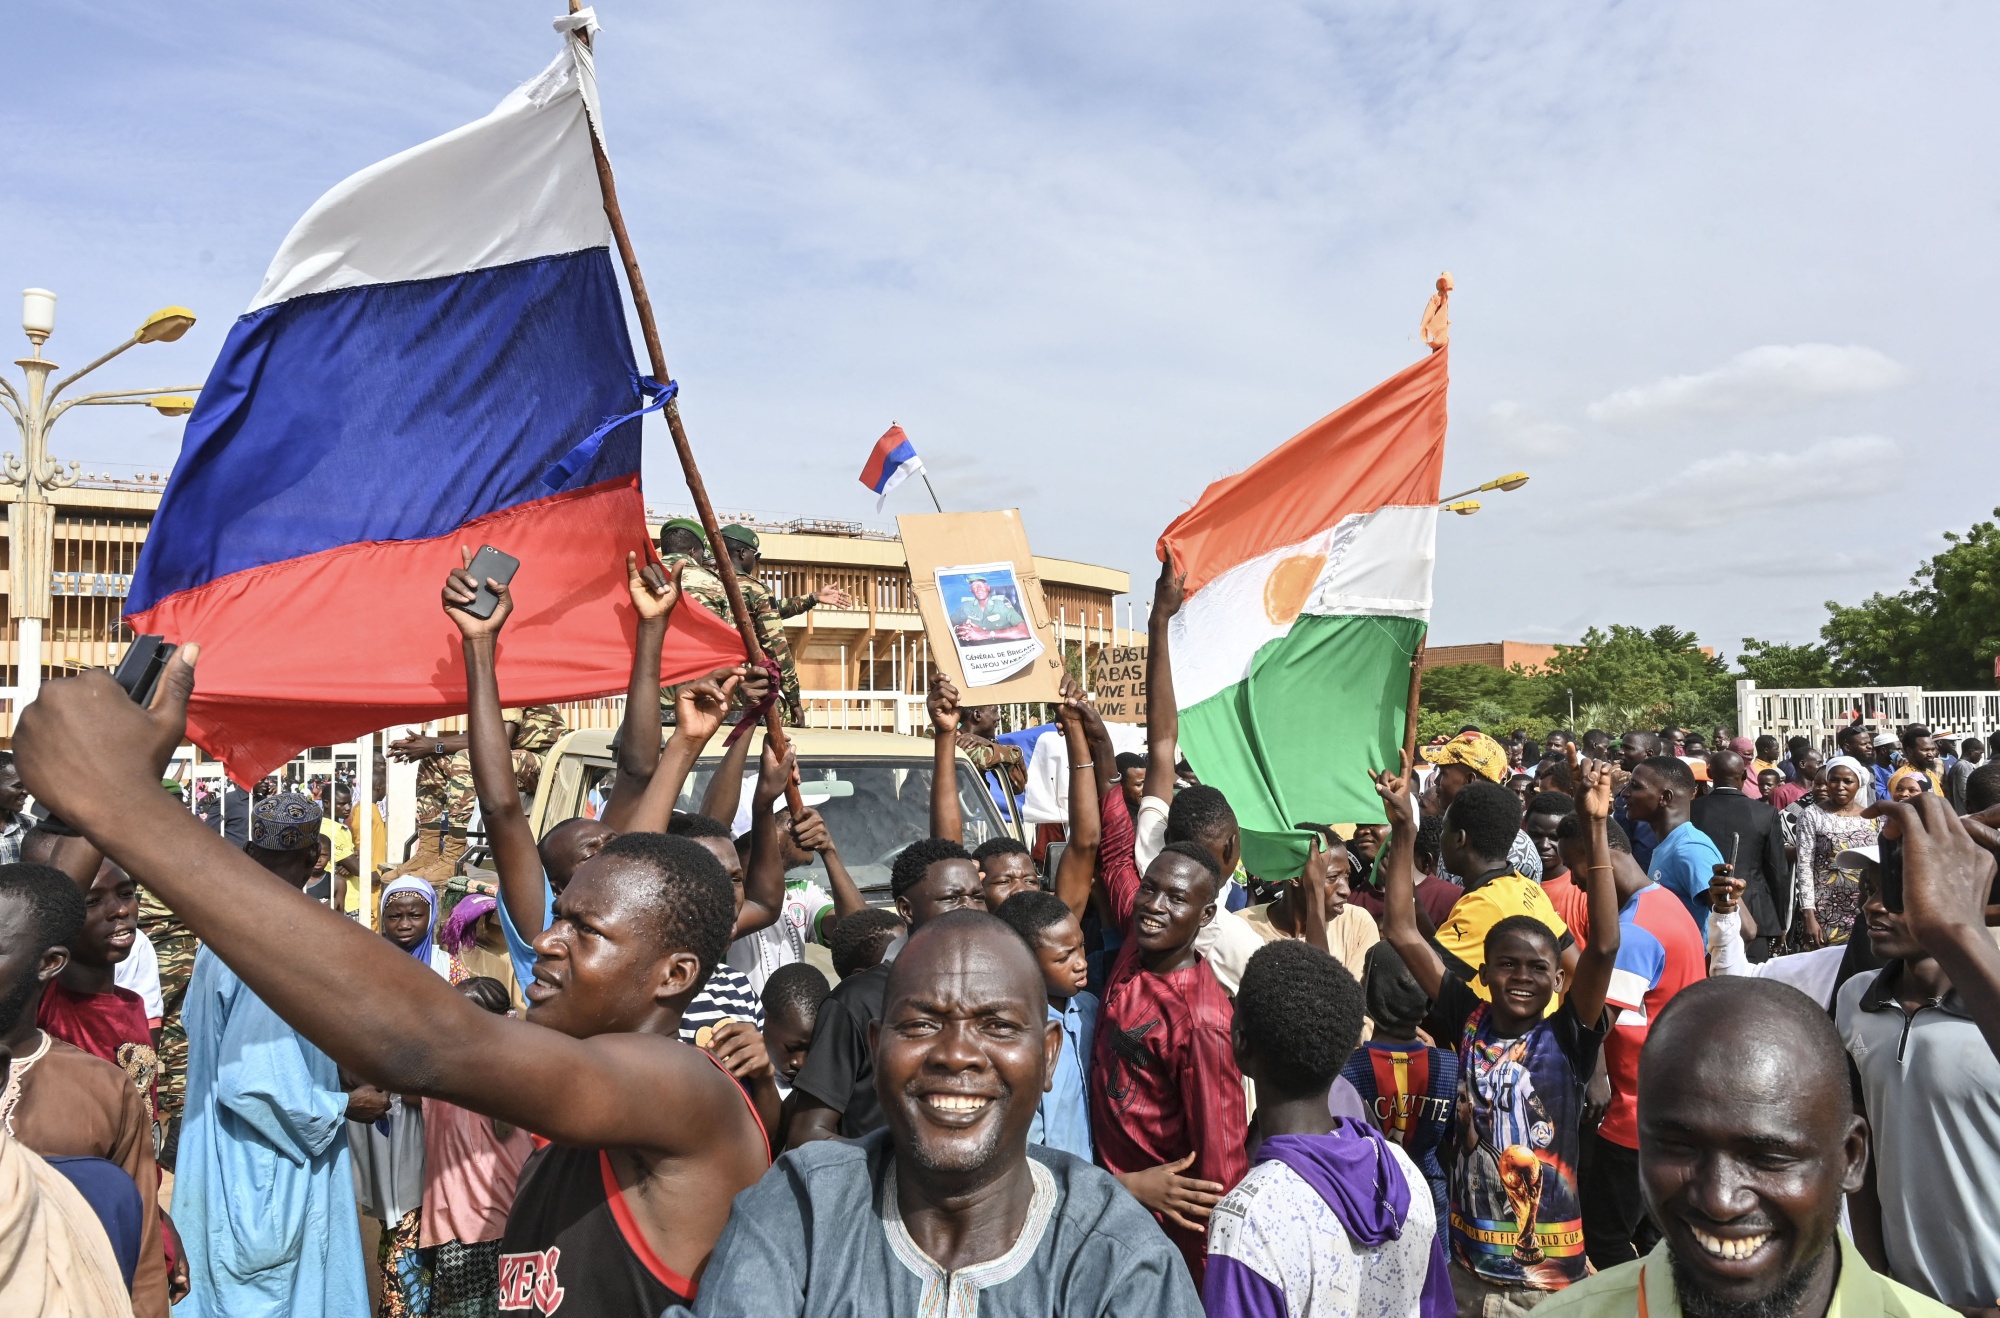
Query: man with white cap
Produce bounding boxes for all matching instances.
[171,791,371,1318]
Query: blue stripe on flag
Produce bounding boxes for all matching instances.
[131,248,640,613]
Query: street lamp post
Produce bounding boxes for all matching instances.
[0,289,199,706]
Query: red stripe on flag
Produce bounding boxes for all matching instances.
[859,424,907,489]
[127,476,746,784]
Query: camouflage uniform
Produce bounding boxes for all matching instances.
[958,733,1028,795]
[387,704,567,886]
[739,575,803,725]
[657,552,804,724]
[136,884,196,1126]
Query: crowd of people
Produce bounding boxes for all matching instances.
[2,540,1998,1318]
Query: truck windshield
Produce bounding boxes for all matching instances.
[572,757,1015,898]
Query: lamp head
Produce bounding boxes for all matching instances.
[1481,471,1531,493]
[22,288,56,346]
[147,395,197,418]
[1445,500,1482,516]
[136,307,196,344]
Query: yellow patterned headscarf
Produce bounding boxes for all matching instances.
[1420,731,1509,783]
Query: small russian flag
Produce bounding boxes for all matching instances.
[859,424,924,511]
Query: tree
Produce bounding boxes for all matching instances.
[1738,510,2000,691]
[1538,625,1734,733]
[1735,638,1835,690]
[1818,513,2000,689]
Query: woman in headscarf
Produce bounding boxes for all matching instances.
[1886,765,1931,803]
[351,876,448,1317]
[1788,755,1878,950]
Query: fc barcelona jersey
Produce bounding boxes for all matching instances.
[1342,1038,1457,1227]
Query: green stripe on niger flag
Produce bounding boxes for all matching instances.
[1178,612,1425,880]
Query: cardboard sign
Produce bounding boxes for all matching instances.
[1090,644,1148,723]
[898,510,1063,703]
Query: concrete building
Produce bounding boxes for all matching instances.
[1420,640,1558,673]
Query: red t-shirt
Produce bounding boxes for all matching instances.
[1090,786,1248,1285]
[37,980,159,1124]
[1540,870,1591,947]
[1597,885,1705,1149]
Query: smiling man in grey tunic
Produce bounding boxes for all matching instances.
[677,909,1200,1316]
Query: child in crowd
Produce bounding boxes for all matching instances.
[1206,940,1451,1317]
[1375,754,1619,1311]
[760,962,831,1097]
[420,977,534,1318]
[1342,941,1459,1229]
[826,908,904,980]
[993,889,1099,1162]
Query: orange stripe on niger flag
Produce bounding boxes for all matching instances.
[1157,347,1448,598]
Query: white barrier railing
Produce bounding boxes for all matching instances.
[1737,679,2000,749]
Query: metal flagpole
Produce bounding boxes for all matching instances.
[566,6,803,814]
[919,472,944,513]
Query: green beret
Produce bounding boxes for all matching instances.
[659,517,706,539]
[720,524,760,550]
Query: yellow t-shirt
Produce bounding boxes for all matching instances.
[1434,870,1573,1012]
[346,803,388,871]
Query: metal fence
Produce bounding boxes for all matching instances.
[1736,679,2000,749]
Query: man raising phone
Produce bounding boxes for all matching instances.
[12,549,771,1317]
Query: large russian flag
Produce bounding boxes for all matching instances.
[128,39,743,784]
[1157,347,1447,878]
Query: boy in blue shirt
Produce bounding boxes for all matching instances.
[1622,755,1723,935]
[993,889,1098,1161]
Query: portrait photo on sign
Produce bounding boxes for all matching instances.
[936,561,1044,686]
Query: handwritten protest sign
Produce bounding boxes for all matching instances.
[1090,644,1148,723]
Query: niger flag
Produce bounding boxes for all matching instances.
[1157,346,1447,878]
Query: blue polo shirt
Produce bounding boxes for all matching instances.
[1027,991,1098,1162]
[1647,821,1723,936]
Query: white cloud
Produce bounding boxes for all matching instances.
[1629,434,1897,529]
[1615,548,1893,588]
[1585,345,1910,424]
[1487,400,1580,456]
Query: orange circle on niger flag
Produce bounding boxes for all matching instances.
[1263,554,1325,625]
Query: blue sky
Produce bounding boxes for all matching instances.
[6,2,1995,652]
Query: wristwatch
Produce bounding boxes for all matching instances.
[433,742,447,757]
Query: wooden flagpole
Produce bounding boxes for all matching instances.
[1403,273,1452,768]
[569,5,803,814]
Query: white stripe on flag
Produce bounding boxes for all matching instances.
[251,51,608,311]
[1168,505,1435,708]
[876,455,923,511]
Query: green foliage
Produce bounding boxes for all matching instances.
[1818,513,2000,688]
[1736,509,2000,691]
[1735,638,1834,690]
[1540,625,1735,733]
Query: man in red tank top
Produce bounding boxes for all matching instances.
[14,557,773,1317]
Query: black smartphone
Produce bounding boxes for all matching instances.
[112,635,178,706]
[1878,834,1904,913]
[461,545,520,620]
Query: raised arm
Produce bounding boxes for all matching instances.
[599,554,680,834]
[698,726,756,826]
[614,672,747,836]
[734,736,795,939]
[1566,752,1622,1026]
[1141,554,1183,807]
[15,649,747,1157]
[928,670,963,843]
[1372,752,1445,1000]
[451,552,550,939]
[789,807,866,930]
[1052,681,1102,920]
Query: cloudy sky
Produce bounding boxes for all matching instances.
[6,2,1993,654]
